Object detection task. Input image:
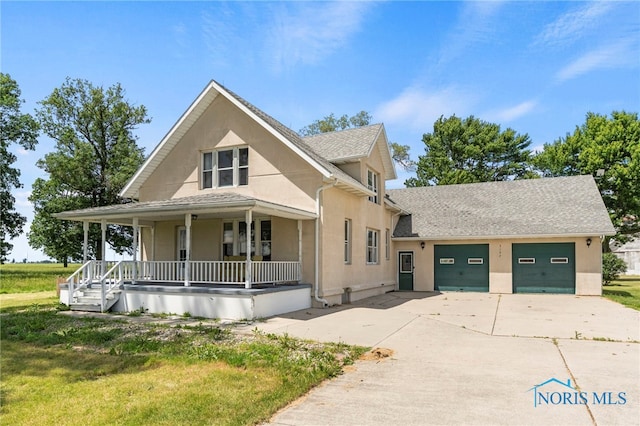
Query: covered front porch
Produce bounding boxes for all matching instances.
[56,193,316,318]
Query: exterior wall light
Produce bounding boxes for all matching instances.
[586,238,592,247]
[420,241,425,250]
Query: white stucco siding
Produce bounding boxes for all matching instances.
[317,147,396,304]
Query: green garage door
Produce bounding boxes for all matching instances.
[434,244,489,292]
[512,243,575,294]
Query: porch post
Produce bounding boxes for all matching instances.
[184,213,192,287]
[82,221,89,263]
[132,218,139,283]
[245,209,252,289]
[100,219,107,277]
[150,225,156,261]
[298,220,303,280]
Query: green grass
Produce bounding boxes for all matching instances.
[603,275,640,311]
[0,263,80,294]
[0,298,368,425]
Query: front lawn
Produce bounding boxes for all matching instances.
[603,276,640,311]
[0,299,367,425]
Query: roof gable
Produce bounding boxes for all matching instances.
[302,124,396,180]
[120,80,373,199]
[388,175,616,239]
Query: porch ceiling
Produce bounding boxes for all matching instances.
[54,192,317,226]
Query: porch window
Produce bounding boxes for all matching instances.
[223,219,271,260]
[177,226,187,261]
[367,169,379,204]
[239,221,255,256]
[260,220,271,261]
[344,219,352,264]
[222,222,234,257]
[366,228,379,264]
[202,147,249,189]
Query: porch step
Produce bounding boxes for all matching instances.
[69,303,103,312]
[70,289,121,312]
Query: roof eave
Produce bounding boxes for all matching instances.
[376,125,397,181]
[392,231,617,241]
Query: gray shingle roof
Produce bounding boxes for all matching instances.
[301,124,383,162]
[55,192,316,221]
[387,175,615,239]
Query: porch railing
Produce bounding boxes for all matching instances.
[66,260,94,306]
[137,260,301,285]
[65,260,124,307]
[100,261,132,312]
[65,260,301,306]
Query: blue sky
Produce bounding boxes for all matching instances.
[2,1,639,261]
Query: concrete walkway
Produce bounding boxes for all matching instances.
[246,292,639,426]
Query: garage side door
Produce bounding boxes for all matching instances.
[512,243,575,294]
[434,244,489,292]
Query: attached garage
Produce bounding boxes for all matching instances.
[434,244,489,292]
[388,176,616,295]
[512,243,575,294]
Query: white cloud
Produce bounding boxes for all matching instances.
[17,147,31,156]
[555,38,639,82]
[375,86,476,132]
[485,100,538,123]
[534,2,612,48]
[265,2,373,72]
[200,4,241,68]
[436,1,505,67]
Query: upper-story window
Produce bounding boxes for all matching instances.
[202,147,249,189]
[367,169,379,204]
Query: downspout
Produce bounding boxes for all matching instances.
[391,211,402,290]
[314,179,337,306]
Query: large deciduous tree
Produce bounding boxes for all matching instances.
[299,111,414,171]
[533,111,640,245]
[0,73,39,263]
[28,78,149,265]
[406,115,534,187]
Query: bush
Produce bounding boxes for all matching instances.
[602,253,627,285]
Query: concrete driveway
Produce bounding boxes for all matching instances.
[245,292,640,426]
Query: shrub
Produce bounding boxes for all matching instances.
[602,253,627,285]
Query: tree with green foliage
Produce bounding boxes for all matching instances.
[602,252,627,285]
[533,111,640,246]
[299,111,373,136]
[406,115,534,187]
[0,73,39,263]
[299,111,414,171]
[28,78,149,265]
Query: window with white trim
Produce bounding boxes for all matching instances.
[385,228,390,260]
[344,219,352,264]
[367,169,379,204]
[202,147,249,189]
[366,228,379,264]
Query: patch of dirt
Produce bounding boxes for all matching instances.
[360,347,393,361]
